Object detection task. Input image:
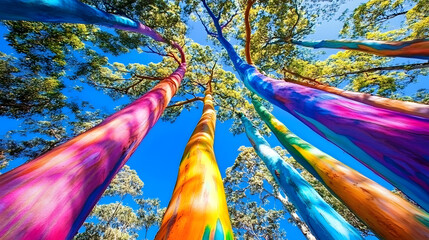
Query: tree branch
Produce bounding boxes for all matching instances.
[142,45,181,66]
[245,0,255,65]
[167,52,181,65]
[133,75,164,81]
[202,0,224,36]
[207,61,217,93]
[275,192,316,240]
[103,194,126,235]
[282,68,322,85]
[324,62,429,78]
[221,10,239,30]
[195,10,217,37]
[91,75,162,94]
[166,97,204,108]
[284,1,301,41]
[359,11,408,30]
[217,4,224,20]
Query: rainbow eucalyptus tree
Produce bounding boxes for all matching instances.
[241,115,363,240]
[155,90,233,240]
[238,0,428,103]
[290,39,429,60]
[252,98,429,239]
[0,0,187,239]
[240,0,429,118]
[225,146,315,240]
[199,0,429,213]
[0,0,187,168]
[0,55,185,239]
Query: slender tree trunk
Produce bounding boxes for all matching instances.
[103,194,126,234]
[155,91,233,239]
[244,0,255,65]
[290,39,429,60]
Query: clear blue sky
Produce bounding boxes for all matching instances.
[1,1,422,239]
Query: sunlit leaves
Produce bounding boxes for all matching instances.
[104,165,144,198]
[340,0,428,39]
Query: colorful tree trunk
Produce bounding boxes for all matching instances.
[284,79,429,119]
[0,0,165,43]
[241,115,363,240]
[155,92,233,240]
[202,0,429,212]
[252,98,429,240]
[241,59,429,213]
[0,61,186,239]
[0,2,187,238]
[291,39,429,60]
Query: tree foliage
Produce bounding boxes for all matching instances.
[224,146,288,239]
[283,0,429,101]
[75,165,165,240]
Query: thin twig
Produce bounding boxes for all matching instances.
[324,62,429,78]
[195,10,217,37]
[167,97,204,108]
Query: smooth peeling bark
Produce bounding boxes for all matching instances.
[241,116,363,240]
[252,99,429,240]
[0,0,165,42]
[291,39,429,60]
[202,1,429,211]
[0,62,186,240]
[242,63,429,213]
[155,92,233,240]
[283,78,429,119]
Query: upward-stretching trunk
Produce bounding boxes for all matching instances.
[0,1,187,239]
[155,91,233,240]
[202,0,429,213]
[283,78,429,118]
[291,39,429,60]
[253,98,429,240]
[0,0,164,42]
[241,115,363,240]
[0,61,186,240]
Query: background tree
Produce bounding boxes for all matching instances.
[75,165,166,240]
[135,198,166,240]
